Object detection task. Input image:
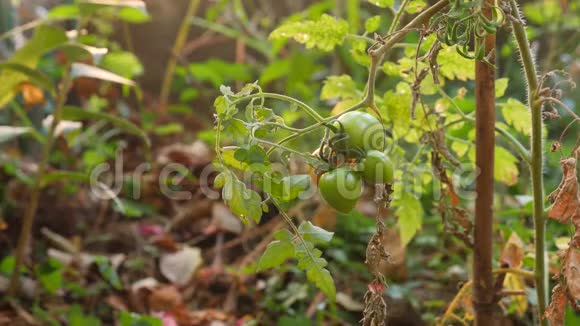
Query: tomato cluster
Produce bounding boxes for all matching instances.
[314,111,394,213]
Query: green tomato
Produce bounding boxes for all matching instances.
[318,167,362,213]
[362,150,394,184]
[334,111,384,152]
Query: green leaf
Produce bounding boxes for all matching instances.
[295,242,336,299]
[274,229,294,241]
[119,311,162,326]
[71,63,136,86]
[364,15,381,33]
[188,59,252,88]
[100,51,143,79]
[394,192,423,246]
[36,258,63,294]
[0,62,55,94]
[270,14,349,51]
[349,38,371,66]
[68,305,100,326]
[437,45,475,81]
[62,106,151,148]
[266,174,311,202]
[48,4,80,19]
[118,6,151,23]
[153,123,183,136]
[468,146,519,186]
[260,59,290,84]
[320,75,358,100]
[495,78,509,97]
[367,0,394,8]
[501,98,531,135]
[298,221,334,244]
[384,82,412,140]
[222,172,263,224]
[405,0,426,13]
[494,146,519,186]
[0,25,67,108]
[94,256,123,290]
[113,198,157,218]
[257,239,295,271]
[42,171,89,187]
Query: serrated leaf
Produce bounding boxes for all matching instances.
[468,146,519,186]
[303,257,335,299]
[257,240,294,271]
[367,0,394,8]
[502,98,531,135]
[384,82,412,140]
[394,192,423,246]
[265,174,311,202]
[270,14,349,51]
[298,221,334,244]
[364,15,381,33]
[71,63,135,86]
[320,75,358,100]
[274,229,294,241]
[438,45,475,81]
[222,172,263,224]
[495,78,509,97]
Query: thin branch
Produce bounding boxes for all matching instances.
[159,0,201,108]
[8,64,73,295]
[509,0,549,321]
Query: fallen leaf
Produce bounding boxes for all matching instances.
[160,246,203,286]
[336,292,365,311]
[148,285,183,312]
[212,203,243,234]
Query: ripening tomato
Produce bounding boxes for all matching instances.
[334,111,384,152]
[362,150,394,184]
[318,167,362,213]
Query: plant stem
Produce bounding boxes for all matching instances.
[230,92,325,123]
[159,0,201,108]
[388,0,411,34]
[8,64,73,296]
[439,280,473,326]
[509,0,548,322]
[473,0,498,323]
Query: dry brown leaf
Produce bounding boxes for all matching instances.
[564,246,580,301]
[548,157,580,223]
[500,232,525,268]
[148,285,183,312]
[544,284,567,326]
